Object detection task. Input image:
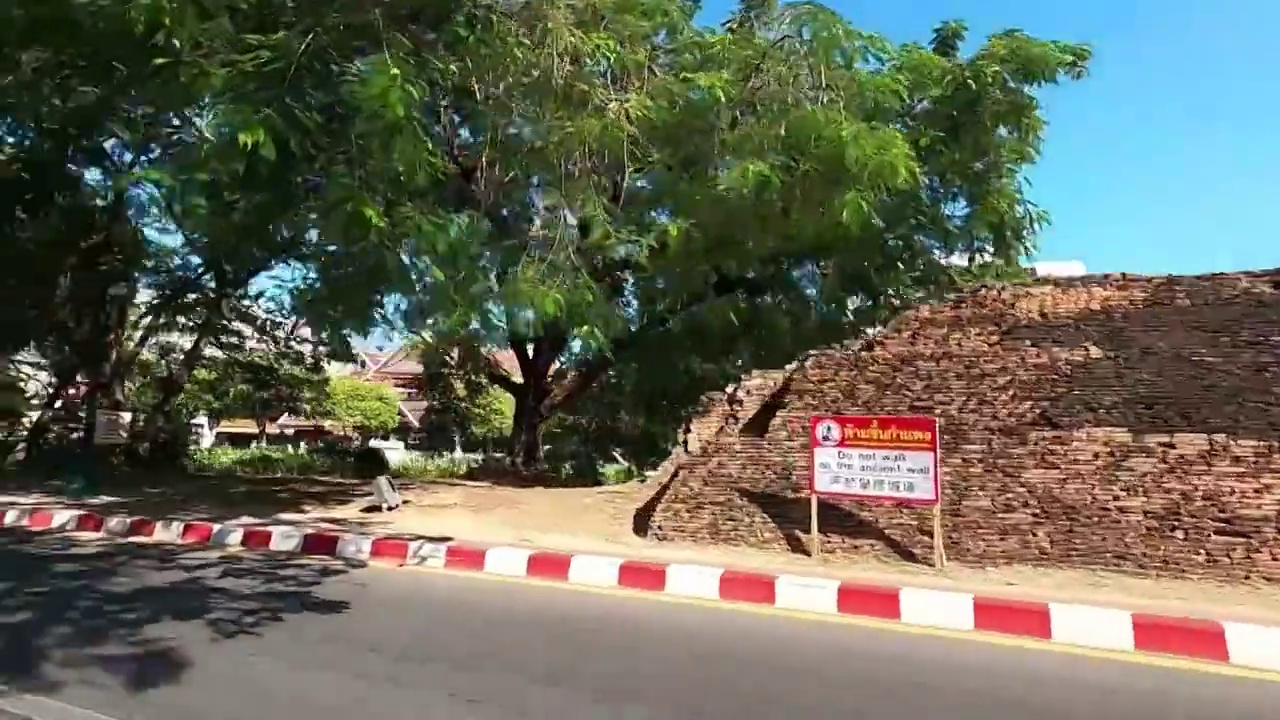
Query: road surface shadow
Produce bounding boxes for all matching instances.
[0,531,353,696]
[0,470,373,525]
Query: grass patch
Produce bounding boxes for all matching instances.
[186,445,482,481]
[184,446,642,487]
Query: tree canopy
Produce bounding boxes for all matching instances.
[2,0,1091,472]
[324,376,402,438]
[186,349,328,443]
[375,0,1091,465]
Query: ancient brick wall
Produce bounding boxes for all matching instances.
[643,271,1280,581]
[644,368,790,485]
[637,369,791,533]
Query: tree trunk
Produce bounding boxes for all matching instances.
[98,288,135,413]
[80,198,141,423]
[139,306,221,459]
[79,301,128,454]
[24,371,75,458]
[79,383,100,454]
[507,372,551,469]
[507,395,545,469]
[496,333,567,470]
[81,357,118,454]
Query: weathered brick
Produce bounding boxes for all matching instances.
[640,270,1280,582]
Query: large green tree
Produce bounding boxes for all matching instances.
[186,350,329,445]
[325,0,1091,467]
[3,0,451,460]
[4,0,1092,473]
[0,0,210,452]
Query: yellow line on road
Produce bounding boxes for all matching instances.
[392,563,1280,685]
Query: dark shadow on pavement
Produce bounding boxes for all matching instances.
[0,470,372,525]
[0,531,354,696]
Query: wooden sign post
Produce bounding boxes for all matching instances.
[809,492,821,557]
[93,410,132,446]
[808,415,943,568]
[931,503,946,569]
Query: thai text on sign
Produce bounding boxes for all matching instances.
[809,415,939,505]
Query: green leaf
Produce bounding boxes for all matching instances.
[360,204,387,228]
[257,135,277,161]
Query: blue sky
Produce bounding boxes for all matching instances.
[701,0,1280,275]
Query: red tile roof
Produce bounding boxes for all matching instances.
[489,349,522,380]
[356,343,548,387]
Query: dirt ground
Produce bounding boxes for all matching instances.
[4,473,1279,625]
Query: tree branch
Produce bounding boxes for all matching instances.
[540,271,773,415]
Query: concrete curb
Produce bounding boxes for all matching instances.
[4,504,1280,672]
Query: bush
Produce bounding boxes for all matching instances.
[311,442,358,466]
[187,446,341,477]
[186,445,498,483]
[391,453,480,481]
[599,461,642,485]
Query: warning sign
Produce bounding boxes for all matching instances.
[809,415,939,505]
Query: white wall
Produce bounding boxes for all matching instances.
[941,252,1088,278]
[1030,260,1088,277]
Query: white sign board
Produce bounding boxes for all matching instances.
[812,447,937,503]
[94,410,132,446]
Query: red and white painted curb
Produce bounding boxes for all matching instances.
[4,505,1280,673]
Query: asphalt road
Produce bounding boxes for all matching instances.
[2,532,1278,720]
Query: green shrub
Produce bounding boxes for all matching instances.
[391,453,479,480]
[187,446,340,477]
[599,461,642,486]
[187,446,495,482]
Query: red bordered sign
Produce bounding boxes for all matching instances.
[809,415,940,506]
